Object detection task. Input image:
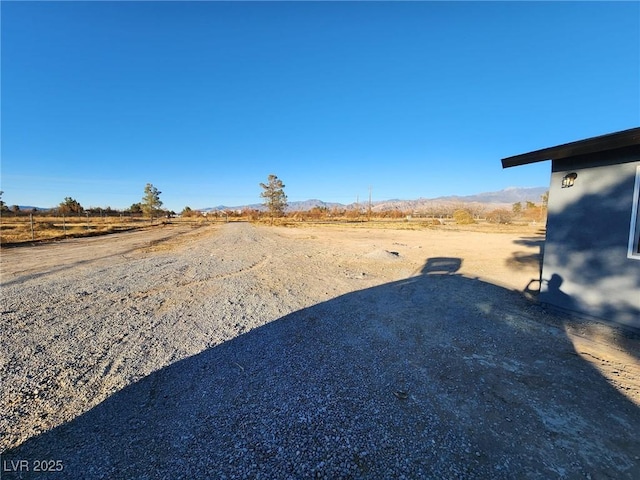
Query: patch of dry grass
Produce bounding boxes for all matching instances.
[1,217,135,244]
[264,217,544,235]
[0,215,237,245]
[1,216,151,245]
[1,213,544,245]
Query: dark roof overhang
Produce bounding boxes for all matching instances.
[501,127,640,168]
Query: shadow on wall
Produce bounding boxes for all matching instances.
[542,172,640,328]
[538,273,576,312]
[3,259,639,479]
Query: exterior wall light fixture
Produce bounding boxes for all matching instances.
[562,172,578,188]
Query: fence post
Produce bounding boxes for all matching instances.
[30,213,35,240]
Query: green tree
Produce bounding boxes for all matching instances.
[512,202,522,215]
[0,191,8,213]
[141,183,163,218]
[259,174,288,222]
[129,203,143,215]
[59,197,83,215]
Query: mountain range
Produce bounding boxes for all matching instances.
[204,186,548,213]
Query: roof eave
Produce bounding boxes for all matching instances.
[502,127,640,169]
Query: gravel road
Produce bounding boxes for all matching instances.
[1,222,638,479]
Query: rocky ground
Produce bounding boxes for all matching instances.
[1,222,638,479]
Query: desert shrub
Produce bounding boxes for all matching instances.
[486,208,513,224]
[453,209,475,225]
[181,207,196,217]
[243,209,260,221]
[424,219,442,226]
[419,219,442,228]
[307,207,328,220]
[523,206,546,223]
[345,209,361,219]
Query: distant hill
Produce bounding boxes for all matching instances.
[206,199,345,212]
[201,187,547,213]
[5,206,49,212]
[286,199,347,211]
[432,186,548,204]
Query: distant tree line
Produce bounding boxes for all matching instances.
[0,184,176,219]
[1,182,550,226]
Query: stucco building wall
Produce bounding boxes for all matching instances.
[540,147,640,328]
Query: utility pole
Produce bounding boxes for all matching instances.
[368,186,372,221]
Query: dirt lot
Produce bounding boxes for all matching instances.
[1,222,638,479]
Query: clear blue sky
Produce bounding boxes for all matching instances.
[2,1,638,211]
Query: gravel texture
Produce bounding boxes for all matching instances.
[1,222,639,479]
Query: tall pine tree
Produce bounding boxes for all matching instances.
[142,183,163,218]
[259,174,287,223]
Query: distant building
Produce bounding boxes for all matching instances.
[502,127,640,330]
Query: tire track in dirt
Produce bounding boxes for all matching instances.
[0,224,203,285]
